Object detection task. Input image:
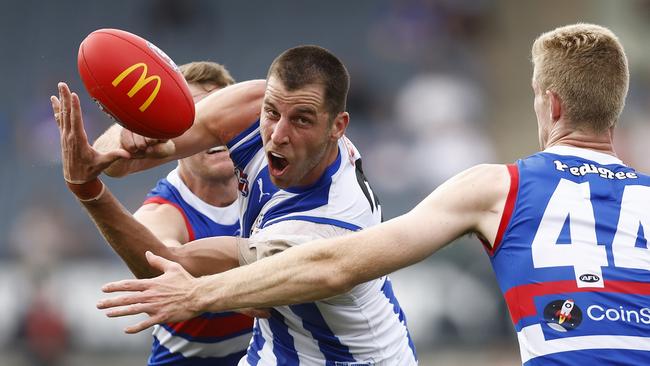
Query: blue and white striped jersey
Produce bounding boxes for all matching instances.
[227,120,417,366]
[488,146,650,365]
[144,168,253,366]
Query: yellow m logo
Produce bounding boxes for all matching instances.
[112,63,161,112]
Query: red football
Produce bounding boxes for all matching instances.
[77,29,194,139]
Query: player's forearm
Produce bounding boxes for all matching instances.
[191,215,439,312]
[79,189,175,278]
[191,240,350,312]
[172,237,241,277]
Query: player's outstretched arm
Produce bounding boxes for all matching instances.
[94,79,266,177]
[97,164,509,333]
[52,82,242,279]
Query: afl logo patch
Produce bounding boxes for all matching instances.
[579,274,600,283]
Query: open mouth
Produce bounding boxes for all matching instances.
[207,146,227,154]
[268,151,289,176]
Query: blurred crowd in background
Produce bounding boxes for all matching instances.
[3,0,650,364]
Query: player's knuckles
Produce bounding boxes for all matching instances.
[133,135,148,150]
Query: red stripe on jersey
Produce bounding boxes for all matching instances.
[167,313,253,338]
[483,164,519,256]
[504,280,650,325]
[142,197,196,241]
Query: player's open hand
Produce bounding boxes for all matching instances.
[97,251,203,334]
[51,82,131,183]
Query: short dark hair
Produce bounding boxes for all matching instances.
[267,45,350,116]
[180,61,235,88]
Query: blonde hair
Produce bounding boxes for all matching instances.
[531,23,629,132]
[179,61,235,88]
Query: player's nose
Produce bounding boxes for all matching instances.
[270,117,290,145]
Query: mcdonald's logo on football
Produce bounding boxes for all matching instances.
[112,62,161,112]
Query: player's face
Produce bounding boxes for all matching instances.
[532,73,551,149]
[260,77,346,189]
[181,83,236,181]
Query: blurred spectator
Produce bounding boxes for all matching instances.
[14,272,69,366]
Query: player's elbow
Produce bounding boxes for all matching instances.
[323,270,356,296]
[316,256,357,296]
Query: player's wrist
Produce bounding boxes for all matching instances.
[188,276,216,314]
[65,177,106,202]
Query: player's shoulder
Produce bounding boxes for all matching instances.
[452,163,511,186]
[443,164,513,211]
[135,200,186,219]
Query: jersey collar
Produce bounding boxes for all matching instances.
[544,145,624,166]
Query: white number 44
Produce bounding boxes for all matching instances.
[532,179,650,287]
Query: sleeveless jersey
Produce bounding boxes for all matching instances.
[143,167,253,366]
[227,120,417,366]
[489,146,650,365]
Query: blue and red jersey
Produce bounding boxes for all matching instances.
[143,167,252,366]
[488,146,650,365]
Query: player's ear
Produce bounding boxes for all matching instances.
[330,112,349,140]
[546,90,562,123]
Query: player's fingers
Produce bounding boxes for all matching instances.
[58,82,72,131]
[100,278,151,295]
[119,130,140,154]
[70,92,88,140]
[145,140,176,158]
[145,250,181,273]
[51,96,62,129]
[144,137,165,147]
[99,149,132,166]
[103,302,151,318]
[124,316,161,334]
[132,133,149,151]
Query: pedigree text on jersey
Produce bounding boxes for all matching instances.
[553,160,638,180]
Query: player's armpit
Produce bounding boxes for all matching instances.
[133,203,189,247]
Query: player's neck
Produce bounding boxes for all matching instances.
[179,171,238,207]
[296,142,340,188]
[545,123,616,157]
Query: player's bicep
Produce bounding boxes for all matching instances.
[133,203,189,247]
[193,79,265,146]
[406,164,509,253]
[334,165,509,282]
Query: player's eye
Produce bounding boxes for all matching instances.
[265,108,280,120]
[295,116,312,126]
